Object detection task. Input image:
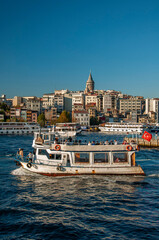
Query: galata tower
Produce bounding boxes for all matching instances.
[85,72,95,93]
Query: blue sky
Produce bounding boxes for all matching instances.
[0,0,159,98]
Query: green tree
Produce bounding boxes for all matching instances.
[0,103,10,111]
[57,110,71,123]
[37,113,46,127]
[90,117,99,126]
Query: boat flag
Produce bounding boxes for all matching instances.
[142,131,152,142]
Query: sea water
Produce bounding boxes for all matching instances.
[0,133,159,240]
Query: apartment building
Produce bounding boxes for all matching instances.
[103,94,117,113]
[26,97,42,114]
[45,107,57,124]
[42,94,55,109]
[12,96,23,107]
[72,92,85,110]
[72,110,90,126]
[85,94,98,109]
[119,97,144,115]
[145,98,159,123]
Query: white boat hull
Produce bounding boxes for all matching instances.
[55,129,82,137]
[99,127,143,133]
[20,162,145,176]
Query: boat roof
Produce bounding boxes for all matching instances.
[50,143,137,152]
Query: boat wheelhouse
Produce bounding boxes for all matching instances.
[15,131,145,176]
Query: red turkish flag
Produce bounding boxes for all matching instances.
[142,131,152,142]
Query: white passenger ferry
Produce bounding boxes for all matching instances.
[53,123,82,137]
[99,123,145,134]
[15,131,145,176]
[147,123,159,133]
[0,122,40,135]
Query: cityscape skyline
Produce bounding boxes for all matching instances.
[0,0,159,98]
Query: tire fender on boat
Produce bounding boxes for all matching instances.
[57,163,62,171]
[27,163,32,168]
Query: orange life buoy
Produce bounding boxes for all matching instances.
[126,145,133,151]
[54,144,61,151]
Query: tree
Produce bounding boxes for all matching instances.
[57,110,71,123]
[37,113,46,127]
[90,117,99,126]
[0,103,10,111]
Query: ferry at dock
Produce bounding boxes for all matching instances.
[0,122,40,135]
[15,131,145,176]
[99,123,145,134]
[53,122,82,137]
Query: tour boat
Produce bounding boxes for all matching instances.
[15,131,145,176]
[99,123,145,134]
[0,122,40,135]
[53,123,82,137]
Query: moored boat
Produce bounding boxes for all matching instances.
[99,123,145,134]
[53,122,82,137]
[15,131,145,176]
[0,122,40,135]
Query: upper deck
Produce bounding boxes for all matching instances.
[50,143,137,152]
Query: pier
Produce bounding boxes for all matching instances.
[125,137,159,148]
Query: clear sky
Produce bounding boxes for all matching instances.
[0,0,159,98]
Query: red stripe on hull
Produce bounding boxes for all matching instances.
[37,172,146,177]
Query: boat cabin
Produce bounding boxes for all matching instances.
[15,130,145,176]
[33,144,136,168]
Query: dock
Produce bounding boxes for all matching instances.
[125,137,159,148]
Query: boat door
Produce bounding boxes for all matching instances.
[62,153,71,166]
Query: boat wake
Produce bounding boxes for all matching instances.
[148,173,159,178]
[11,167,34,176]
[136,159,152,161]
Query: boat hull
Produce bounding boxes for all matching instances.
[20,162,145,176]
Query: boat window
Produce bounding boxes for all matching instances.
[67,154,70,161]
[56,154,61,160]
[113,153,128,163]
[38,149,50,158]
[48,154,61,160]
[49,154,55,159]
[44,135,49,140]
[94,153,109,163]
[75,152,89,163]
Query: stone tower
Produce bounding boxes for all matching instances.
[85,72,95,93]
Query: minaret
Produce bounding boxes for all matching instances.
[85,72,95,93]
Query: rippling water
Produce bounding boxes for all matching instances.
[0,133,159,240]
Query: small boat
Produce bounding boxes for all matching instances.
[15,131,145,177]
[53,123,82,137]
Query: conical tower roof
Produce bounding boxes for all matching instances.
[87,73,94,83]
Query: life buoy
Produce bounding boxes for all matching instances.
[27,163,32,168]
[136,145,140,151]
[54,144,61,151]
[126,145,133,151]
